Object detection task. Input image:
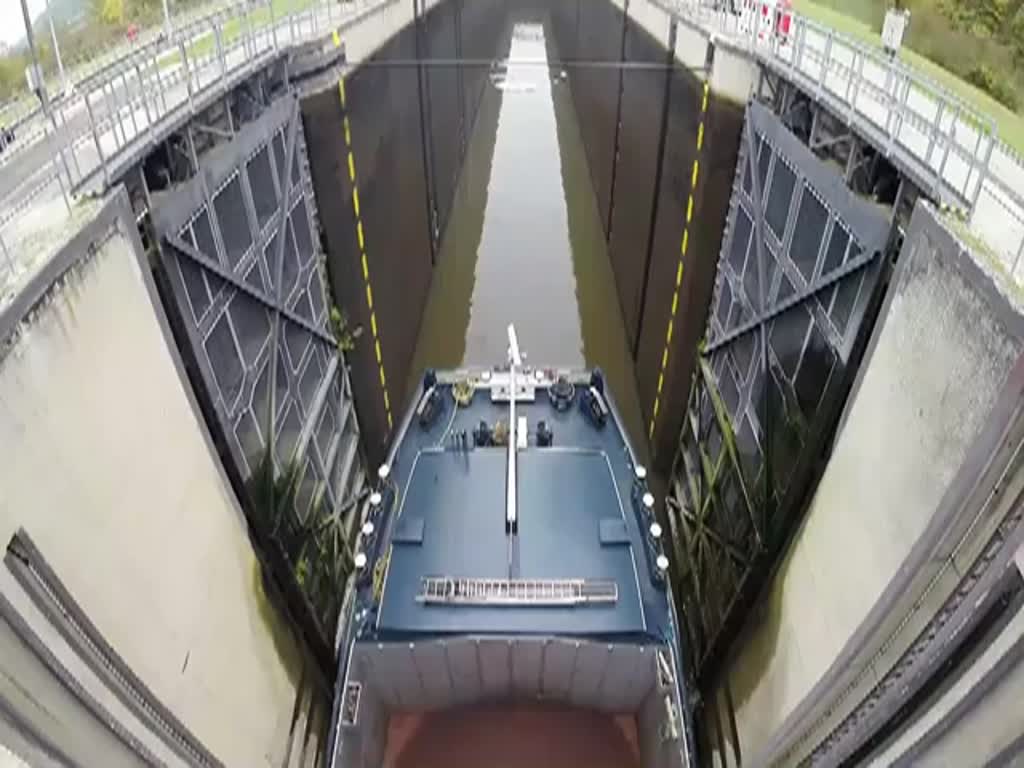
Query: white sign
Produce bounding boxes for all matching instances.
[882,9,910,54]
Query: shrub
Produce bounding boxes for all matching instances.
[966,64,1021,110]
[899,3,1024,111]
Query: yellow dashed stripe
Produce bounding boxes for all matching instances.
[649,80,711,441]
[330,47,392,431]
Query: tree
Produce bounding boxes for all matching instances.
[94,0,124,25]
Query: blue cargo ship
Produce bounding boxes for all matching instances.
[328,327,694,768]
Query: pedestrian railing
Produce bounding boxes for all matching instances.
[0,0,382,300]
[5,0,1024,296]
[672,0,1024,279]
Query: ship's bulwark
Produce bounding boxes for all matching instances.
[383,707,641,767]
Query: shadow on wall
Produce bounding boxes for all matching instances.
[548,0,744,471]
[303,0,505,468]
[383,706,642,768]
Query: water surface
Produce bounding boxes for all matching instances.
[410,12,647,451]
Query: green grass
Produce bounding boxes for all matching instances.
[793,0,1024,155]
[158,0,319,70]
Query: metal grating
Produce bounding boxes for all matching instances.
[669,101,890,680]
[152,96,364,638]
[417,577,619,606]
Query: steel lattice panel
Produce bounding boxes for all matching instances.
[151,96,363,637]
[670,101,890,677]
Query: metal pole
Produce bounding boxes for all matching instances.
[135,63,152,136]
[122,72,139,139]
[1,231,15,278]
[83,92,110,188]
[45,0,68,95]
[970,122,997,213]
[270,0,279,51]
[19,0,71,212]
[56,99,81,181]
[1014,232,1024,281]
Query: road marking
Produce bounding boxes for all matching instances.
[649,81,710,441]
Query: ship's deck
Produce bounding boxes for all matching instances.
[361,371,673,642]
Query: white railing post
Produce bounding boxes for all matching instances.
[936,103,960,196]
[83,89,110,188]
[970,120,997,212]
[816,30,832,101]
[1014,233,1024,280]
[925,97,945,167]
[180,38,195,114]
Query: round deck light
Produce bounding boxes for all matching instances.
[656,554,669,572]
[362,522,375,537]
[369,491,382,507]
[378,464,391,482]
[649,522,662,540]
[354,552,367,569]
[634,465,648,481]
[642,492,655,511]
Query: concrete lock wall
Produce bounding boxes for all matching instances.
[306,0,748,468]
[550,0,748,469]
[302,0,503,468]
[0,193,323,766]
[705,203,1024,766]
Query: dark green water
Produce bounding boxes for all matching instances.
[409,12,647,452]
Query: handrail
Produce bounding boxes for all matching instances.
[1,0,382,295]
[671,0,1024,274]
[4,0,1023,288]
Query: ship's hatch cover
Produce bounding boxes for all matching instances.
[377,450,645,635]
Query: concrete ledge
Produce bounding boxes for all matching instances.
[720,201,1024,766]
[0,187,313,765]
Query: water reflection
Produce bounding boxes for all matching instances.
[409,13,647,452]
[464,22,583,367]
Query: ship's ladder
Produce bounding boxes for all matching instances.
[417,577,618,606]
